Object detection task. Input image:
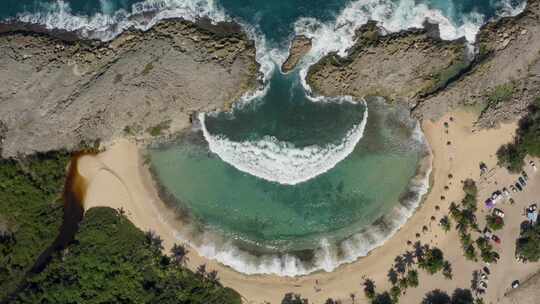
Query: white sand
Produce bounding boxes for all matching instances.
[77,109,539,304]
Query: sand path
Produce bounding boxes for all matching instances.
[78,109,539,304]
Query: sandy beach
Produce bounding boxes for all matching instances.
[77,108,540,304]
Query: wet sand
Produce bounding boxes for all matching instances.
[77,108,539,304]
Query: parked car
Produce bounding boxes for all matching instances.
[515,182,523,191]
[519,176,527,187]
[522,171,528,180]
[492,235,501,244]
[483,266,490,275]
[503,187,510,197]
[480,273,488,280]
[493,208,505,218]
[510,185,517,192]
[512,280,520,288]
[530,160,537,171]
[479,281,488,289]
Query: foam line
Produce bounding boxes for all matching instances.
[199,100,367,185]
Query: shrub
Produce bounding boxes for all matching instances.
[419,247,445,275]
[516,222,540,262]
[497,143,526,173]
[486,214,504,231]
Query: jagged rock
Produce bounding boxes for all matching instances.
[281,35,312,73]
[306,0,540,126]
[306,21,468,103]
[0,19,259,157]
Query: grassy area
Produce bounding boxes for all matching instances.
[147,120,171,137]
[485,82,515,110]
[11,207,242,304]
[421,57,469,97]
[0,152,69,300]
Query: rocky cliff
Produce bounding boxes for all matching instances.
[307,0,540,126]
[0,19,259,157]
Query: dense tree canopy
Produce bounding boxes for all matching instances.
[516,221,540,262]
[11,207,241,304]
[497,97,540,172]
[0,152,241,304]
[0,153,69,299]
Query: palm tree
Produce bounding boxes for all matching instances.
[350,293,356,304]
[363,278,376,299]
[206,269,219,284]
[196,264,207,277]
[442,261,453,280]
[170,243,189,265]
[403,251,415,268]
[413,241,425,261]
[406,269,419,288]
[145,230,163,252]
[439,215,451,232]
[388,268,399,285]
[394,255,406,274]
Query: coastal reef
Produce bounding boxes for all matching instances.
[0,19,259,157]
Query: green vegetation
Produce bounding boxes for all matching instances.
[476,237,498,264]
[11,207,241,304]
[123,123,142,136]
[440,215,451,232]
[418,247,445,275]
[0,152,69,300]
[448,180,481,261]
[421,288,474,304]
[147,120,172,137]
[281,293,308,304]
[422,57,469,97]
[497,97,540,172]
[485,82,515,109]
[486,214,504,231]
[516,221,540,262]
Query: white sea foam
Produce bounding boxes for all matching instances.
[199,100,367,185]
[294,0,525,93]
[16,0,229,41]
[159,126,433,276]
[12,0,524,276]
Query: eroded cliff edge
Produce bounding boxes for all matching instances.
[0,19,259,157]
[307,0,540,127]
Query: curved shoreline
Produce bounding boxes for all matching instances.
[147,102,432,276]
[78,108,522,303]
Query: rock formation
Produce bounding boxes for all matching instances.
[307,0,540,126]
[281,35,312,73]
[0,19,259,157]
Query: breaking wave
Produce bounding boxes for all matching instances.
[155,117,433,276]
[15,0,228,41]
[199,99,367,185]
[295,0,526,92]
[8,0,526,276]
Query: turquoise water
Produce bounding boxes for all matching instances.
[150,100,421,249]
[1,0,526,275]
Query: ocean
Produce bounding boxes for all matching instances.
[2,0,526,276]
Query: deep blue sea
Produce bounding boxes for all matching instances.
[2,0,526,276]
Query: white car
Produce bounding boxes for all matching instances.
[493,208,505,218]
